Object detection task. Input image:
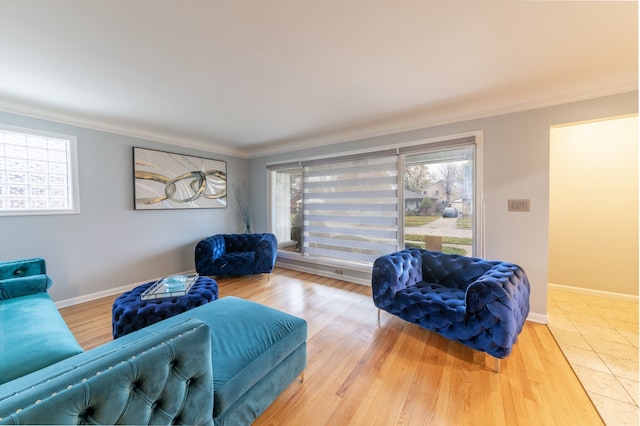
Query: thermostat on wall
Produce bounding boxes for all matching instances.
[508,199,530,212]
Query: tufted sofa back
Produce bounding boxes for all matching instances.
[0,319,214,425]
[0,258,46,280]
[0,258,52,301]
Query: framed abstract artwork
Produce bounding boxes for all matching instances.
[133,147,227,210]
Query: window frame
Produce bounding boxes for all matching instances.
[267,131,483,267]
[0,124,80,216]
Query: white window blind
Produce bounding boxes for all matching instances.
[303,155,399,264]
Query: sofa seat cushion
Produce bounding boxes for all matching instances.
[0,293,83,384]
[394,282,466,333]
[185,297,307,418]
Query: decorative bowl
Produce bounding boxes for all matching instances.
[163,275,186,291]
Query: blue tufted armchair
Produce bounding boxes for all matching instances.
[195,233,278,277]
[372,249,530,368]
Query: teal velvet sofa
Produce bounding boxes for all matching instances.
[0,258,307,425]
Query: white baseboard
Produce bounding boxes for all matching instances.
[277,262,371,286]
[527,312,549,324]
[54,269,197,308]
[548,283,639,303]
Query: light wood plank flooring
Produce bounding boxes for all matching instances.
[59,267,603,425]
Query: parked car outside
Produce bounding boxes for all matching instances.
[442,207,458,218]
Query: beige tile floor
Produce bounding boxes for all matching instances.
[548,287,639,426]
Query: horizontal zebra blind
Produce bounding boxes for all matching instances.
[303,155,398,265]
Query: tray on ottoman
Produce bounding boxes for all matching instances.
[140,273,199,300]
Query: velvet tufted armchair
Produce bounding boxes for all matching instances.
[372,249,530,369]
[195,233,278,277]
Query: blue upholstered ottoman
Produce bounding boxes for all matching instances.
[185,296,307,423]
[112,276,219,338]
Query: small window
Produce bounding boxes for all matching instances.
[0,124,79,216]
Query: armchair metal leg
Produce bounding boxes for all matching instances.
[377,309,381,324]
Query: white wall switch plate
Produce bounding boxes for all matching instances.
[508,199,530,212]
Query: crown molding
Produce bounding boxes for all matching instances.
[0,99,249,159]
[247,83,638,159]
[0,82,636,161]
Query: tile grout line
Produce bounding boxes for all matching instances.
[548,289,639,423]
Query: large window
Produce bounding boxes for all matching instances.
[268,134,479,267]
[0,125,79,215]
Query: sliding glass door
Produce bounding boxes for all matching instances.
[403,145,475,256]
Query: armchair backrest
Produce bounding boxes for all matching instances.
[223,233,271,253]
[420,250,493,289]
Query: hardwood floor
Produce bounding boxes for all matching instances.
[59,267,603,425]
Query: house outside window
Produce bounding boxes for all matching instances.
[0,124,79,215]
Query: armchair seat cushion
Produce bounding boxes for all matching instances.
[395,283,466,327]
[214,252,255,276]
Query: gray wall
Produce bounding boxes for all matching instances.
[248,91,638,320]
[0,111,247,303]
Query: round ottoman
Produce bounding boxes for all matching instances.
[112,276,218,338]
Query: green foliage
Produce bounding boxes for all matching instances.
[420,197,432,208]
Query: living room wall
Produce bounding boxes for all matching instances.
[248,91,638,320]
[0,110,247,304]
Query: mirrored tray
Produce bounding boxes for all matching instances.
[140,273,199,300]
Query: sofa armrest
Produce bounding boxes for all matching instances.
[0,274,52,301]
[254,233,277,266]
[464,262,531,355]
[195,235,226,275]
[372,249,423,310]
[0,258,46,281]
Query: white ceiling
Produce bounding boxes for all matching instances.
[0,1,636,158]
